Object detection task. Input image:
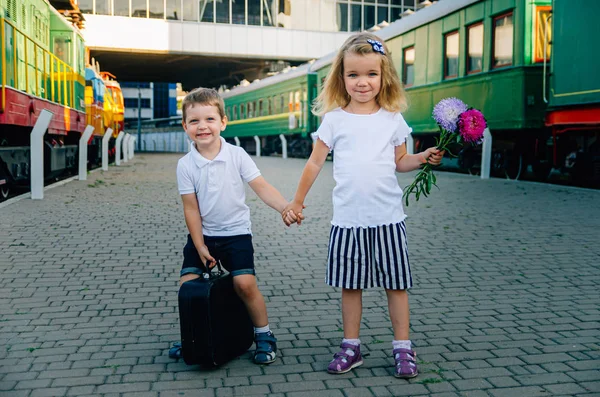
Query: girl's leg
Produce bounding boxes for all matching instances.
[342,288,363,338]
[386,289,418,378]
[385,289,410,340]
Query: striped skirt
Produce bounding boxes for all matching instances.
[326,221,412,290]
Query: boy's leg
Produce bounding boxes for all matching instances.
[232,274,268,327]
[219,235,277,365]
[385,289,417,378]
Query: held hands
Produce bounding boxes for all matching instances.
[421,148,445,166]
[198,245,216,269]
[281,201,306,227]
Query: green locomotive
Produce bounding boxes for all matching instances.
[222,0,599,186]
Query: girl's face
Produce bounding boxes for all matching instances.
[343,52,382,109]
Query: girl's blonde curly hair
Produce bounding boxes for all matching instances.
[312,32,408,116]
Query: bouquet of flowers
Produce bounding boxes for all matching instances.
[402,97,487,206]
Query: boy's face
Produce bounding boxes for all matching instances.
[182,104,227,151]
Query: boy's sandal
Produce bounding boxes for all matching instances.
[254,332,277,364]
[168,342,182,359]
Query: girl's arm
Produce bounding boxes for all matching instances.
[283,139,330,218]
[181,193,216,267]
[248,176,288,214]
[395,144,443,172]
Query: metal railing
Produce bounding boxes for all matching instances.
[1,17,80,113]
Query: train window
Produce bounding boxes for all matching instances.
[280,95,285,113]
[535,6,552,63]
[444,31,459,79]
[268,98,273,115]
[53,37,70,64]
[95,0,110,15]
[233,105,238,120]
[248,102,253,118]
[402,46,415,87]
[492,12,513,68]
[295,91,301,111]
[226,107,231,121]
[241,104,246,119]
[467,22,483,74]
[258,100,264,116]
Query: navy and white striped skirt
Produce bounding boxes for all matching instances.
[326,221,412,290]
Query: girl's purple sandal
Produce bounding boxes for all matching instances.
[327,342,363,374]
[393,348,418,378]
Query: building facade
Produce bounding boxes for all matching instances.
[76,0,417,32]
[121,82,178,121]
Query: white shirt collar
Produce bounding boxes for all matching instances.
[190,137,228,169]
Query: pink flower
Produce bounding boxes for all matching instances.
[458,109,486,144]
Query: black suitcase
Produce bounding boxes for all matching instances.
[178,263,254,367]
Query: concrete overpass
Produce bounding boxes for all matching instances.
[82,14,350,89]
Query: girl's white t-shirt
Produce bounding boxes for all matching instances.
[316,107,412,228]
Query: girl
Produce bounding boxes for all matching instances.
[282,33,443,378]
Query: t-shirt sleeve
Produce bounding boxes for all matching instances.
[239,148,261,183]
[315,114,334,151]
[392,113,413,146]
[176,159,195,195]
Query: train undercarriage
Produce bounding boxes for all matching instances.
[0,125,116,201]
[228,129,599,189]
[411,128,599,188]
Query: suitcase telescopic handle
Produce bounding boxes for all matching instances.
[201,260,225,279]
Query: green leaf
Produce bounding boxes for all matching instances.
[426,172,432,194]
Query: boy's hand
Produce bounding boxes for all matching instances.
[422,148,445,166]
[198,245,216,269]
[282,201,306,226]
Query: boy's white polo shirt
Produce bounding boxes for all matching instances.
[176,137,261,236]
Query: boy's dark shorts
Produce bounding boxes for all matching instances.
[181,234,255,278]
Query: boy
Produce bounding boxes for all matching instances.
[170,87,299,364]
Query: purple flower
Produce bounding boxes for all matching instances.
[432,98,468,132]
[458,109,487,143]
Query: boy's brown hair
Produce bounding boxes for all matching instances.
[181,87,226,122]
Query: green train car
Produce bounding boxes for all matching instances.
[221,63,318,157]
[222,0,599,186]
[544,0,600,185]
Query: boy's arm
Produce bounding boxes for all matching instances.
[181,193,215,267]
[248,176,288,214]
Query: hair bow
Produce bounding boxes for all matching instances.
[367,39,386,55]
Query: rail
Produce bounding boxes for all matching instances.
[1,17,80,113]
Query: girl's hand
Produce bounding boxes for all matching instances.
[422,148,445,166]
[197,245,216,269]
[282,201,306,226]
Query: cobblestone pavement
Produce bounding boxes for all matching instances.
[1,153,599,397]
